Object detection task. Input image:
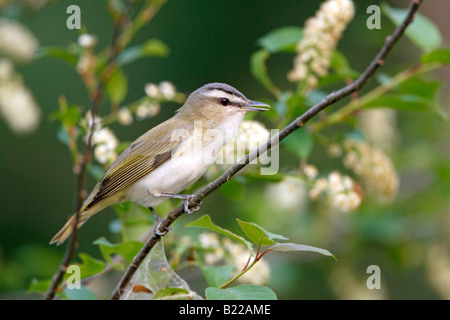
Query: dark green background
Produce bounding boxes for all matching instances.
[0,0,448,299]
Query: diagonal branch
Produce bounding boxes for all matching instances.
[110,0,424,300]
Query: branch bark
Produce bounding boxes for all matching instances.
[110,0,424,300]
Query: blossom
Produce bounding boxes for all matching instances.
[0,63,40,134]
[77,34,98,49]
[118,107,133,126]
[343,139,398,202]
[266,176,308,211]
[0,18,39,62]
[91,127,119,164]
[288,0,354,91]
[198,234,271,285]
[358,108,398,151]
[135,102,160,120]
[218,120,270,165]
[158,81,176,100]
[144,81,176,100]
[309,171,362,213]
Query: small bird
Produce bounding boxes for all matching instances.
[50,83,270,245]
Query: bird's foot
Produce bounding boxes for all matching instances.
[148,207,171,236]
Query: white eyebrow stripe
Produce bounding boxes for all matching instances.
[203,89,247,105]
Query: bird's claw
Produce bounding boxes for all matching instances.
[154,220,171,236]
[183,196,202,214]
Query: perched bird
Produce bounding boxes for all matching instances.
[50,83,270,245]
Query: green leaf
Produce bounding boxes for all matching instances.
[397,77,440,100]
[250,49,281,98]
[421,48,450,64]
[186,215,253,253]
[330,50,359,78]
[49,105,81,127]
[236,219,288,246]
[37,46,78,66]
[363,93,446,118]
[206,285,277,300]
[106,68,128,104]
[382,3,442,52]
[28,278,51,294]
[257,26,303,53]
[153,287,191,300]
[281,128,313,160]
[117,39,169,65]
[64,286,98,300]
[93,237,142,268]
[267,242,336,260]
[77,253,107,279]
[201,265,234,288]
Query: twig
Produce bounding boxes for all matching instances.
[44,5,133,301]
[110,0,424,300]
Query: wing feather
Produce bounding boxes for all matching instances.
[83,118,187,211]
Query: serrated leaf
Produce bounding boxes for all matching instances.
[258,26,303,53]
[106,68,128,104]
[281,128,313,160]
[250,49,281,98]
[421,48,450,64]
[268,243,336,260]
[237,219,287,246]
[382,3,442,52]
[187,215,253,253]
[206,285,277,300]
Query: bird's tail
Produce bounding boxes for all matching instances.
[50,213,89,245]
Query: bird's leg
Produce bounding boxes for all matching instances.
[151,191,202,214]
[148,206,171,236]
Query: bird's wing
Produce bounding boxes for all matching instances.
[82,119,187,211]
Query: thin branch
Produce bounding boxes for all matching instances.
[110,0,424,300]
[44,6,133,301]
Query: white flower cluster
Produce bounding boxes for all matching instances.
[144,81,176,100]
[266,176,308,211]
[198,232,271,285]
[0,18,39,62]
[135,101,160,121]
[134,81,177,121]
[218,120,270,165]
[0,59,40,134]
[309,171,362,213]
[288,0,354,91]
[90,126,119,165]
[358,108,398,151]
[343,139,398,202]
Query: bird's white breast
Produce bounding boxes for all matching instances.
[126,110,245,207]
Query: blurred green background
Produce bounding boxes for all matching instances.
[0,0,449,299]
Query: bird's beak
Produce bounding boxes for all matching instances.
[241,100,271,112]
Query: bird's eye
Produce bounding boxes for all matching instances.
[220,98,230,106]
